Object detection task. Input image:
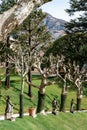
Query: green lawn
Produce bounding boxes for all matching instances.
[0,112,87,130]
[0,70,87,130]
[0,74,87,115]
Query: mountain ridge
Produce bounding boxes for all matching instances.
[44,13,66,39]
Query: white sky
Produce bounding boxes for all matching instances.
[0,0,81,22]
[41,0,81,21]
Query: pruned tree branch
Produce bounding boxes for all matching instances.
[25,75,39,89]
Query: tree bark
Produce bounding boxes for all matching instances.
[19,55,24,118]
[37,91,46,113]
[5,62,10,88]
[19,93,23,118]
[60,93,67,112]
[76,97,82,111]
[28,68,32,97]
[5,36,10,88]
[28,21,32,97]
[60,79,67,112]
[76,97,81,111]
[76,87,82,111]
[0,0,51,42]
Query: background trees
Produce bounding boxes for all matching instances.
[21,8,52,97]
[4,7,52,115]
[0,0,52,116]
[46,33,87,111]
[11,8,52,98]
[47,33,87,66]
[65,0,87,33]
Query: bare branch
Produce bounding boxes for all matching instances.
[46,81,55,86]
[25,76,39,89]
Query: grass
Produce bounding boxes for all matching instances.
[0,112,87,130]
[0,69,87,130]
[0,73,87,115]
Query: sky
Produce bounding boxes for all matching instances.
[41,0,80,21]
[0,0,80,22]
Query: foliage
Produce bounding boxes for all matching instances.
[0,0,17,13]
[65,0,87,33]
[18,8,52,53]
[46,33,87,65]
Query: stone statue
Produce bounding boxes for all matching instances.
[52,98,57,115]
[70,99,75,113]
[5,96,13,119]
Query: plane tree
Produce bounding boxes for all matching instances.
[21,8,52,97]
[6,8,52,116]
[0,0,52,42]
[0,0,52,88]
[46,33,87,111]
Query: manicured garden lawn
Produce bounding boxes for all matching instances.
[0,112,87,130]
[0,69,87,130]
[0,73,87,115]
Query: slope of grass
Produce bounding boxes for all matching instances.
[0,112,87,130]
[0,69,87,130]
[0,74,87,115]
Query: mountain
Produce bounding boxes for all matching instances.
[44,13,66,40]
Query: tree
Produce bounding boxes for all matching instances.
[12,8,52,98]
[0,34,14,89]
[8,41,30,117]
[65,60,86,111]
[26,52,56,113]
[54,55,68,112]
[47,33,87,66]
[0,0,52,89]
[46,34,87,111]
[65,0,87,33]
[4,35,11,88]
[7,8,52,115]
[0,0,51,42]
[21,8,52,97]
[9,43,54,115]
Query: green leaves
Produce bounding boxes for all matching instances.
[65,0,87,33]
[46,33,87,65]
[0,0,17,13]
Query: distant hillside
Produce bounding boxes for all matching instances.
[44,13,66,39]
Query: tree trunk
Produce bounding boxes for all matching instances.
[5,61,10,88]
[28,68,32,97]
[19,93,23,118]
[0,80,2,98]
[28,21,32,97]
[5,35,10,88]
[76,87,82,111]
[76,98,81,111]
[37,91,46,113]
[19,61,24,118]
[60,93,67,112]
